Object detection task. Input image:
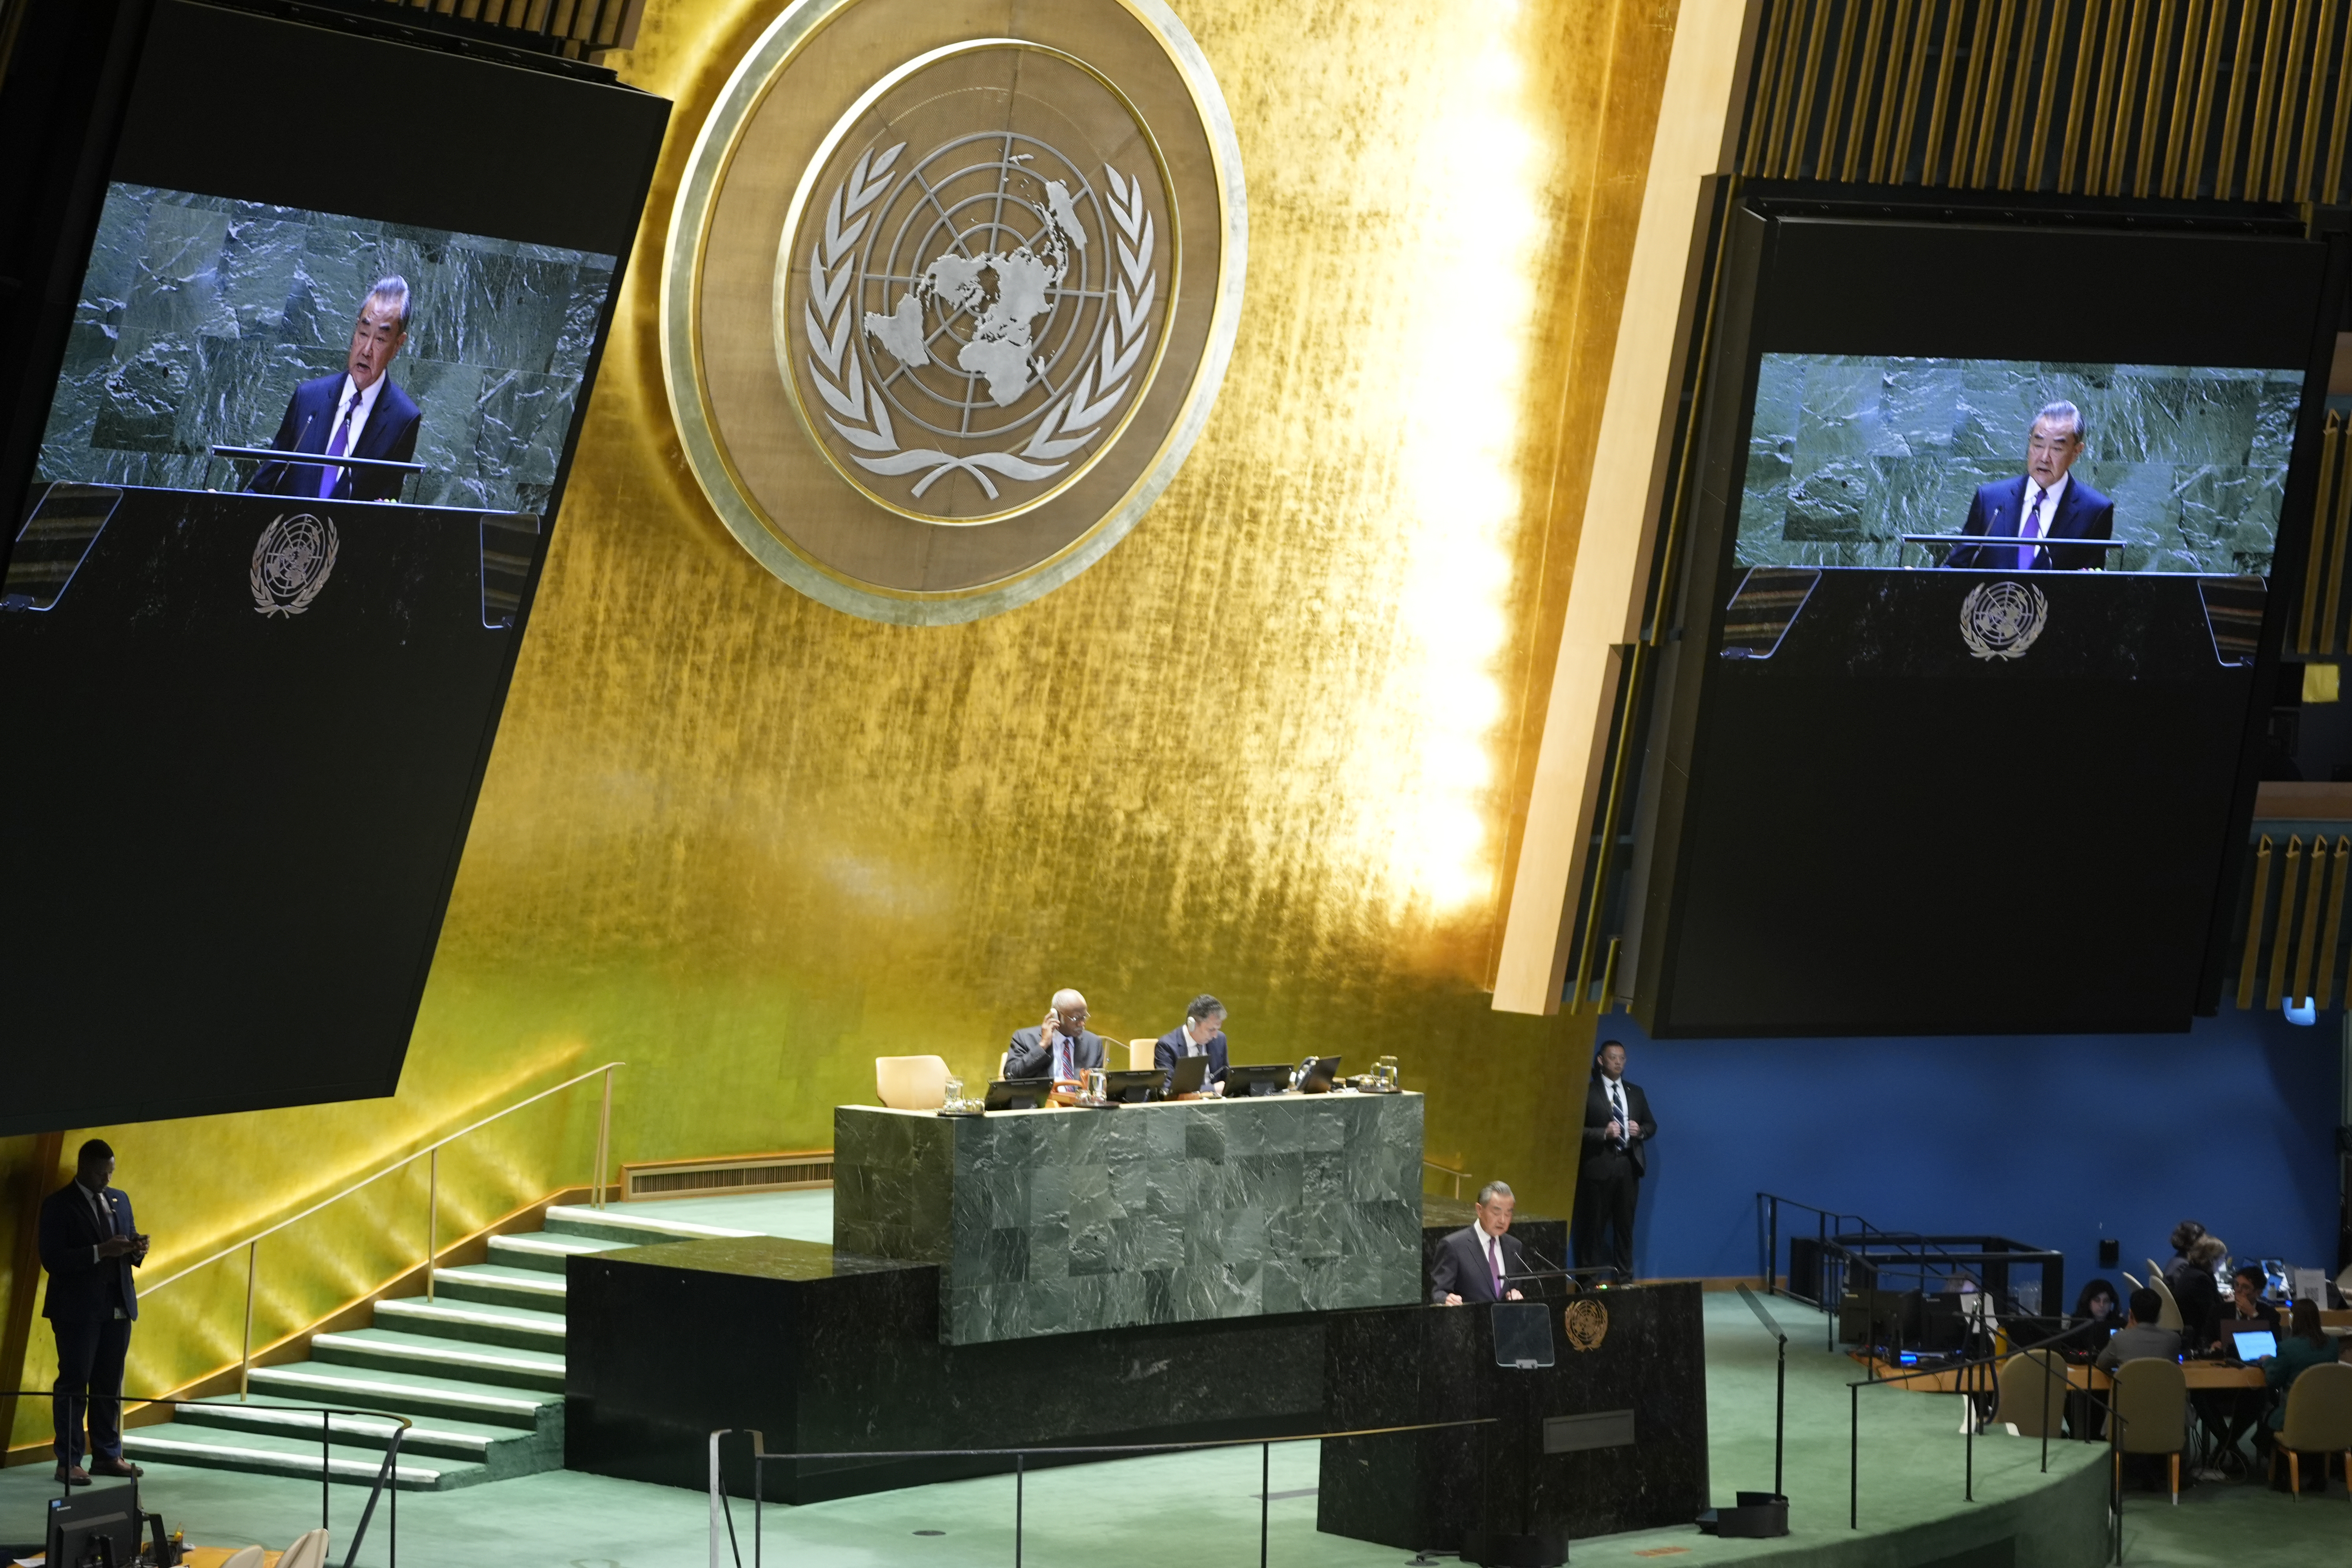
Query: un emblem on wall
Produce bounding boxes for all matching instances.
[664,0,1245,624]
[1958,580,2048,661]
[249,513,338,617]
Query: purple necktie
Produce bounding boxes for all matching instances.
[1488,1235,1502,1296]
[319,387,360,499]
[2016,485,2048,571]
[1053,1033,1071,1081]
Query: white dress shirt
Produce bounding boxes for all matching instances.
[2016,471,2070,564]
[323,373,388,481]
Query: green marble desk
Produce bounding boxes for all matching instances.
[834,1092,1425,1345]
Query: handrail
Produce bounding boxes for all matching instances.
[143,1060,626,1296]
[1422,1159,1472,1200]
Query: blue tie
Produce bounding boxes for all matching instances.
[2016,486,2048,572]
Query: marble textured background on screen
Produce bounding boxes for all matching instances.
[1735,354,2303,574]
[32,184,615,515]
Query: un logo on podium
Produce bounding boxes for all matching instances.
[249,513,339,618]
[1958,580,2048,661]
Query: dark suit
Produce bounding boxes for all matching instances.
[1428,1224,1526,1305]
[247,372,422,503]
[1945,473,2115,571]
[1575,1076,1655,1278]
[1152,1026,1229,1092]
[39,1181,140,1466]
[1004,1025,1108,1080]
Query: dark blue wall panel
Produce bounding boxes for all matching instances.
[1597,1009,2341,1291]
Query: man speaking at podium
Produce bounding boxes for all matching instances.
[249,276,422,503]
[1430,1181,1527,1305]
[1945,400,2114,571]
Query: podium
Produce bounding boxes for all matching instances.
[1318,1282,1708,1564]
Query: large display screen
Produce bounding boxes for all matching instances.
[1736,354,2301,576]
[32,182,615,515]
[0,0,668,1134]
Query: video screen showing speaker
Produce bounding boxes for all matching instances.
[0,0,668,1133]
[1626,198,2339,1037]
[1735,354,2301,578]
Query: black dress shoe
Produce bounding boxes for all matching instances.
[53,1465,90,1486]
[89,1457,142,1479]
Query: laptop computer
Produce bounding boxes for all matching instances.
[1163,1052,1209,1096]
[2229,1326,2278,1362]
[1098,1069,1163,1104]
[985,1077,1055,1110]
[1296,1054,1342,1093]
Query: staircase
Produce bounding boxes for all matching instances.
[123,1204,757,1490]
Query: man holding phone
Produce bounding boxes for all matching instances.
[38,1139,148,1485]
[1005,988,1109,1084]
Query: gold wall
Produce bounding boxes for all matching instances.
[4,0,1686,1445]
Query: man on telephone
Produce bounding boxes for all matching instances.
[1004,988,1108,1083]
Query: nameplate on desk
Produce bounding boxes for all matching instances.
[1543,1409,1635,1454]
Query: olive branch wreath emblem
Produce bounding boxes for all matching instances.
[800,142,1160,502]
[1956,580,2048,661]
[249,512,339,618]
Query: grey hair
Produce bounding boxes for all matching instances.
[1185,993,1225,1021]
[2033,399,2084,441]
[1477,1180,1514,1205]
[364,274,413,332]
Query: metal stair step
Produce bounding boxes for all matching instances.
[435,1261,570,1305]
[174,1399,506,1462]
[309,1329,564,1393]
[487,1232,627,1276]
[539,1204,758,1247]
[246,1362,554,1430]
[374,1296,566,1350]
[122,1421,475,1491]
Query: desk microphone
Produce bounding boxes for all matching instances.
[255,412,314,491]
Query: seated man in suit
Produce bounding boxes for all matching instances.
[1004,988,1108,1083]
[248,275,423,503]
[1153,994,1230,1094]
[1429,1180,1527,1306]
[2093,1287,2182,1372]
[1945,399,2115,570]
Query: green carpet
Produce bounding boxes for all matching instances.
[613,1190,833,1242]
[4,1294,2335,1567]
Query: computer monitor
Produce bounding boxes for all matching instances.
[1296,1054,1342,1093]
[984,1077,1054,1110]
[1223,1063,1291,1098]
[47,1485,141,1568]
[1162,1053,1209,1096]
[2231,1328,2279,1362]
[1098,1069,1162,1104]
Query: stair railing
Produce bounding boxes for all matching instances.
[136,1060,624,1397]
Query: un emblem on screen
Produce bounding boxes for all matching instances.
[249,513,339,617]
[1958,580,2047,661]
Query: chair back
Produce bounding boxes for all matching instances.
[2143,1270,2184,1332]
[277,1530,330,1568]
[2276,1359,2352,1452]
[1992,1349,2066,1436]
[2111,1356,2189,1454]
[1127,1038,1157,1072]
[217,1548,266,1568]
[874,1054,951,1110]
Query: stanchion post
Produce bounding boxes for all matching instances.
[1260,1440,1271,1568]
[321,1408,330,1533]
[595,1066,615,1209]
[426,1149,438,1302]
[1015,1452,1025,1568]
[1849,1383,1858,1529]
[1964,1359,1975,1501]
[240,1241,258,1399]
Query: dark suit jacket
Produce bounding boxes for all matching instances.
[39,1182,139,1323]
[247,372,422,503]
[1004,1026,1108,1080]
[1152,1027,1229,1091]
[1582,1076,1657,1178]
[1947,474,2116,571]
[1428,1224,1526,1304]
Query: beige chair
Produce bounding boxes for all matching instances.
[278,1530,331,1568]
[1991,1350,2067,1437]
[2110,1356,2190,1504]
[1127,1038,1157,1071]
[2140,1263,2185,1332]
[2269,1359,2352,1499]
[875,1054,951,1110]
[217,1548,266,1568]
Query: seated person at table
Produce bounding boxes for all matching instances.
[2217,1264,2281,1346]
[2094,1287,2181,1372]
[1004,989,1107,1083]
[1430,1181,1527,1306]
[2198,1265,2286,1474]
[2073,1278,2122,1356]
[1153,995,1230,1094]
[2261,1300,2340,1442]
